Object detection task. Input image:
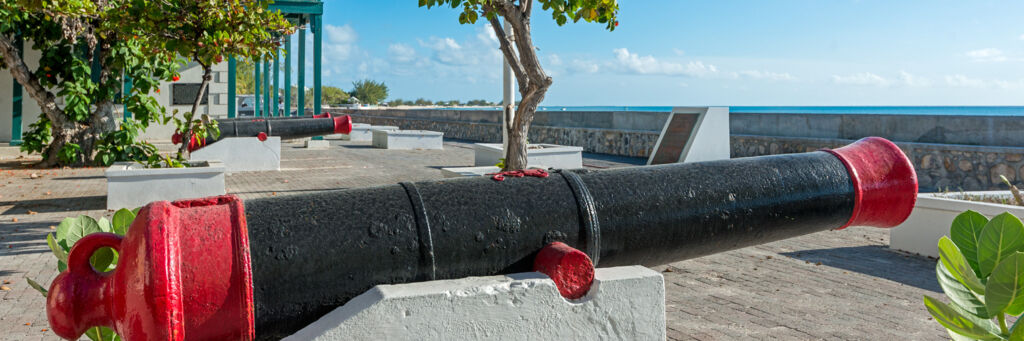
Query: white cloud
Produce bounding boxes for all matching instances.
[547,54,563,67]
[672,48,686,56]
[325,24,357,45]
[898,71,931,87]
[737,70,796,81]
[477,24,499,47]
[568,59,600,73]
[831,72,891,87]
[1019,34,1024,40]
[388,43,417,63]
[611,48,717,77]
[945,74,988,87]
[966,48,1007,62]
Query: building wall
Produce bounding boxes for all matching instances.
[0,43,229,143]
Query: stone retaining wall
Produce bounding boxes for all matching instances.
[732,135,1024,192]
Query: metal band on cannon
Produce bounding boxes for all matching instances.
[46,137,917,341]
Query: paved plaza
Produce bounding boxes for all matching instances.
[0,139,945,340]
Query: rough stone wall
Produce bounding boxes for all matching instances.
[732,135,1024,192]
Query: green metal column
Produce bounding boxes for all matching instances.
[90,45,102,84]
[297,23,306,117]
[254,60,261,117]
[313,14,322,117]
[122,76,132,121]
[10,34,23,146]
[262,60,270,117]
[284,35,292,117]
[312,14,323,140]
[228,55,236,118]
[272,50,280,117]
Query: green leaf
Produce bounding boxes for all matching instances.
[64,215,103,248]
[112,208,135,236]
[46,233,68,264]
[937,262,991,318]
[55,217,75,247]
[924,295,1002,340]
[97,217,112,233]
[89,247,116,272]
[978,213,1024,278]
[952,210,989,276]
[940,236,987,294]
[25,278,47,297]
[986,252,1024,316]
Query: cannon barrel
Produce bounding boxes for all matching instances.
[215,112,333,123]
[173,115,352,151]
[46,137,917,341]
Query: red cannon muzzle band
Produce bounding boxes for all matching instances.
[47,137,917,341]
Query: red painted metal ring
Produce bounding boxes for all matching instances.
[824,137,918,229]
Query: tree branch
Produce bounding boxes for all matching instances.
[485,11,530,92]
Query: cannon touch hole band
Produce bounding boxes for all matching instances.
[560,170,602,266]
[401,182,438,281]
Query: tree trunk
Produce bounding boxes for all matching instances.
[487,1,553,171]
[177,63,212,158]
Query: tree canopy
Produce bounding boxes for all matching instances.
[350,79,389,104]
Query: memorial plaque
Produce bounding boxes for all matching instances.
[648,113,700,165]
[172,83,209,105]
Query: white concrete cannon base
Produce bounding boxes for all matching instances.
[325,123,370,140]
[372,130,444,150]
[190,137,281,172]
[286,266,666,341]
[105,160,226,210]
[342,125,398,141]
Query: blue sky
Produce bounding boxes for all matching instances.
[291,1,1024,106]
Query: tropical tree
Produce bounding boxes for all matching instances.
[0,0,290,165]
[350,79,389,104]
[420,0,619,170]
[114,0,293,156]
[321,85,350,106]
[0,1,176,166]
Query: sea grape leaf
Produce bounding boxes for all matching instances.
[64,216,103,248]
[978,213,1024,278]
[985,252,1024,316]
[924,295,1002,340]
[940,236,986,294]
[951,210,989,276]
[937,262,990,318]
[112,208,135,236]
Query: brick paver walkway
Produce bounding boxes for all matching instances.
[0,139,946,340]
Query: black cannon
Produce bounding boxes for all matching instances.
[172,115,352,151]
[216,112,333,123]
[46,137,917,341]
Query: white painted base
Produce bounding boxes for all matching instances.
[343,125,398,141]
[372,130,444,150]
[190,137,280,172]
[890,191,1024,258]
[305,140,331,149]
[325,123,370,140]
[105,161,226,210]
[474,143,583,169]
[286,266,666,341]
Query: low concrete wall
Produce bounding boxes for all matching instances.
[328,108,1024,192]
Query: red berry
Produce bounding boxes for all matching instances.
[172,75,180,81]
[615,21,619,27]
[155,88,160,93]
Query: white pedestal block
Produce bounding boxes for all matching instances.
[326,123,370,140]
[474,143,583,169]
[305,140,330,149]
[372,130,444,150]
[190,137,281,172]
[344,125,398,142]
[105,161,226,210]
[890,191,1024,258]
[286,266,666,341]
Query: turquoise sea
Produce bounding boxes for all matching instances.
[526,106,1024,116]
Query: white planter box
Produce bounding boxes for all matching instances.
[372,130,444,150]
[343,125,398,142]
[105,161,226,210]
[474,143,583,169]
[190,137,280,172]
[326,123,370,140]
[440,165,551,178]
[890,191,1024,258]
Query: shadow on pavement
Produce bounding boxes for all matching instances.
[782,245,941,293]
[0,196,106,214]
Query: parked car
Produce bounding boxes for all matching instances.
[236,95,297,117]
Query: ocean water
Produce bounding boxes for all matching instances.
[517,106,1024,116]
